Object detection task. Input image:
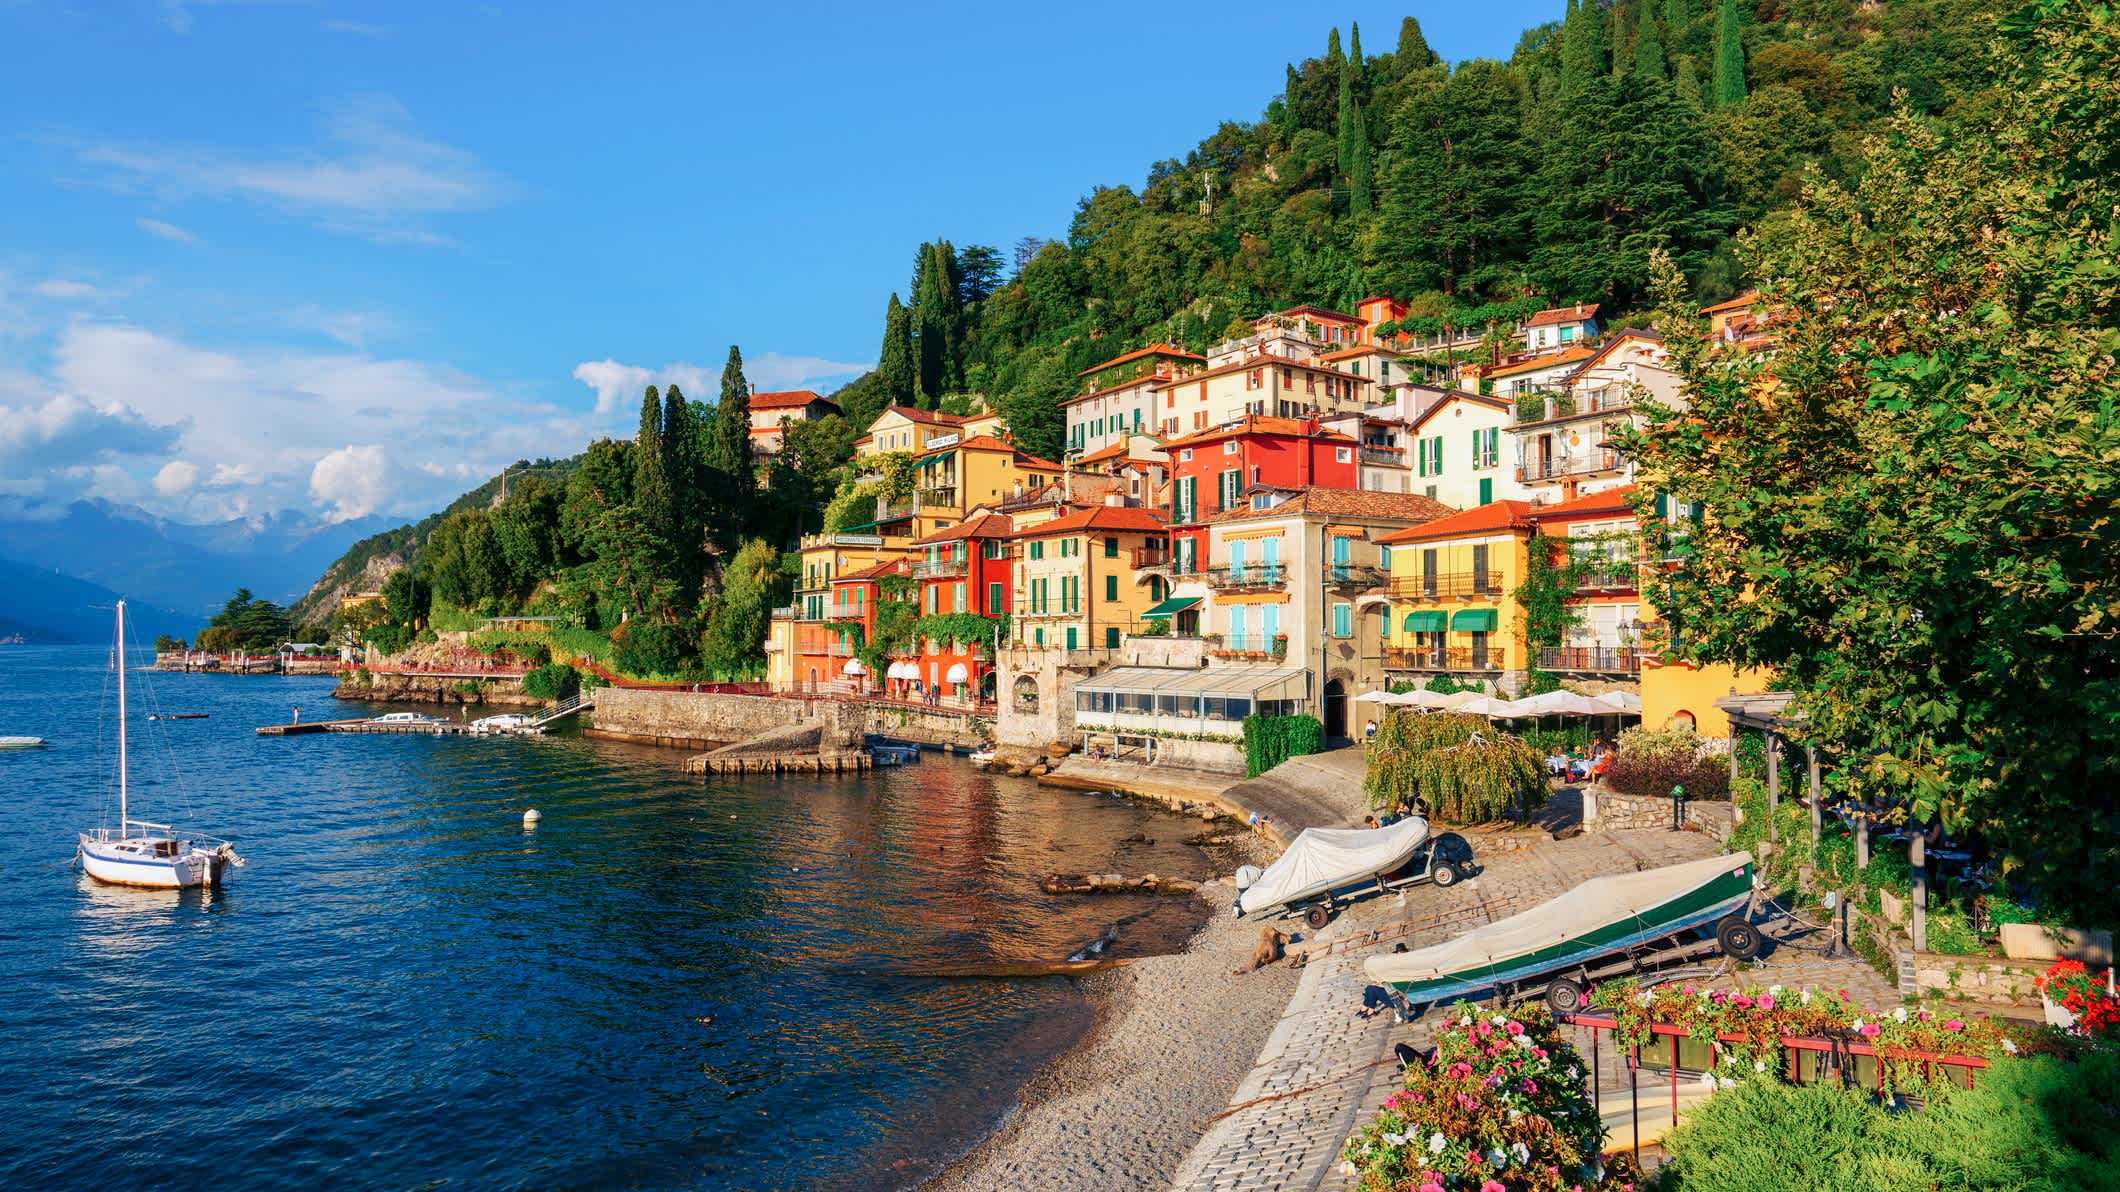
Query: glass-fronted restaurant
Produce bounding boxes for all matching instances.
[1072,665,1311,736]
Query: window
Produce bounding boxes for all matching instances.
[1029,541,1044,561]
[1105,626,1120,649]
[1559,325,1576,343]
[1473,543,1491,592]
[1218,469,1241,511]
[1379,545,1391,569]
[1417,435,1445,476]
[1176,476,1197,523]
[1065,626,1078,650]
[1223,440,1238,454]
[1035,627,1045,646]
[1180,448,1193,462]
[1104,536,1118,558]
[953,583,966,613]
[1335,446,1353,463]
[1332,603,1352,638]
[987,581,1003,610]
[1472,427,1498,469]
[1479,477,1493,505]
[1104,574,1118,601]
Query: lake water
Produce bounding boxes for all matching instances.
[0,644,1212,1190]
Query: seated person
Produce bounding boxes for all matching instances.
[1589,748,1615,782]
[1546,750,1570,776]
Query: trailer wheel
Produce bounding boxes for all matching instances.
[1716,916,1762,960]
[1304,905,1332,931]
[1431,863,1460,888]
[1546,977,1585,1016]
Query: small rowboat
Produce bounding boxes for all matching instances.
[0,735,48,749]
[1365,851,1757,1012]
[147,713,210,721]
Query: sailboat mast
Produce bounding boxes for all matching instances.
[116,600,128,833]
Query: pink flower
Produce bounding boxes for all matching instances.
[1732,994,1753,1009]
[1467,1150,1483,1166]
[1506,1020,1525,1037]
[1483,1181,1507,1192]
[1682,984,1695,995]
[1860,1022,1882,1038]
[1533,1046,1548,1059]
[1711,989,1727,1004]
[1420,1184,1445,1192]
[1757,994,1776,1011]
[1945,1019,1965,1031]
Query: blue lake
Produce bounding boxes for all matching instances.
[0,644,1208,1190]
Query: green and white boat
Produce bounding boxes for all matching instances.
[1365,851,1758,1012]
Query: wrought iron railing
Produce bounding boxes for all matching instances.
[1202,564,1286,590]
[1388,572,1503,600]
[911,559,967,579]
[1382,647,1507,671]
[1538,646,1641,673]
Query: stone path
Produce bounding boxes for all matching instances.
[1169,826,1897,1192]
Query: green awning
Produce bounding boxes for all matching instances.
[1451,608,1499,632]
[1402,610,1447,633]
[1141,595,1200,619]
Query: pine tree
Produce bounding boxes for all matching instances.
[1673,54,1703,108]
[1396,16,1437,73]
[660,383,705,600]
[1633,2,1667,83]
[1712,0,1746,106]
[912,242,963,404]
[1608,0,1629,78]
[1665,0,1697,52]
[1337,46,1358,203]
[879,293,916,406]
[631,385,675,590]
[1381,59,1529,298]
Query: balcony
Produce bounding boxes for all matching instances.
[911,558,967,580]
[770,605,798,620]
[1208,636,1282,661]
[1325,563,1384,589]
[1515,451,1620,484]
[1359,445,1402,466]
[1573,567,1638,593]
[916,484,958,510]
[1538,646,1641,674]
[1383,647,1508,672]
[1131,547,1172,571]
[1388,572,1504,600]
[1202,564,1287,591]
[874,497,915,522]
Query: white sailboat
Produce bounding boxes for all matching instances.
[76,601,244,889]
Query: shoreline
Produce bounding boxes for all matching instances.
[923,830,1295,1192]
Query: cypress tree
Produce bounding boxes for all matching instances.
[1608,0,1629,78]
[1348,99,1374,214]
[1560,0,1604,98]
[911,242,964,404]
[1665,0,1696,50]
[1326,27,1344,69]
[1348,21,1364,84]
[632,385,675,584]
[1633,2,1667,83]
[1673,53,1704,109]
[1396,16,1436,72]
[661,383,707,602]
[879,293,916,406]
[1337,46,1357,200]
[1278,64,1301,137]
[1713,0,1746,106]
[706,346,752,550]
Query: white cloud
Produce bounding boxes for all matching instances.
[138,217,200,243]
[308,444,390,522]
[0,393,183,491]
[571,359,712,417]
[72,95,505,242]
[32,279,105,300]
[745,351,873,391]
[153,459,200,496]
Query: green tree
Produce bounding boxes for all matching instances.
[958,244,1003,306]
[1559,0,1606,97]
[425,510,507,612]
[1633,1,1667,82]
[380,566,430,628]
[912,241,963,403]
[489,474,564,602]
[878,293,916,408]
[1395,16,1438,74]
[631,385,676,578]
[1712,0,1747,105]
[1381,60,1528,298]
[700,538,784,675]
[705,345,753,553]
[1623,0,2120,920]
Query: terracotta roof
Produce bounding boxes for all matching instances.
[922,434,1064,472]
[875,404,972,426]
[1151,352,1363,393]
[1076,342,1204,378]
[1012,505,1169,538]
[1317,343,1404,362]
[912,513,1014,544]
[1562,330,1668,381]
[1208,487,1457,527]
[1529,484,1640,522]
[1486,345,1599,380]
[1377,500,1535,544]
[1160,414,1356,451]
[1699,291,1761,315]
[750,389,836,411]
[1261,304,1361,323]
[1074,441,1134,466]
[1526,303,1601,329]
[835,559,910,583]
[1408,391,1512,433]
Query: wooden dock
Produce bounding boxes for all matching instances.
[681,752,874,776]
[256,719,548,737]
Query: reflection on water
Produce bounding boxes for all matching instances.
[0,646,1208,1190]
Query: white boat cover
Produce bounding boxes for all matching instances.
[1237,816,1432,915]
[1363,851,1754,986]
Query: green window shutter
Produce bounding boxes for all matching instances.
[1105,574,1118,601]
[1105,627,1120,649]
[1104,536,1118,558]
[988,581,1002,610]
[1066,627,1078,650]
[1479,477,1493,505]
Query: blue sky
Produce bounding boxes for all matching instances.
[0,0,1554,525]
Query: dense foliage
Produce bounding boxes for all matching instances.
[1622,0,2120,920]
[1650,1048,2120,1191]
[1366,711,1547,822]
[1242,713,1324,777]
[195,588,291,653]
[1601,725,1732,801]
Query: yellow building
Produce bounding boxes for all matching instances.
[1010,505,1169,653]
[854,405,978,458]
[1632,492,1771,736]
[1377,501,1534,693]
[900,434,1064,539]
[766,530,915,690]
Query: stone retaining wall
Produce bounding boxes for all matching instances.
[1909,953,2048,1008]
[587,687,817,749]
[1585,788,1736,838]
[333,671,538,707]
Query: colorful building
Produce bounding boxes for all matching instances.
[1509,329,1676,505]
[853,405,1000,459]
[893,434,1065,540]
[1529,486,1644,682]
[1009,505,1169,653]
[746,389,839,455]
[1524,303,1601,352]
[1162,415,1359,575]
[767,531,913,692]
[897,511,1014,705]
[1064,344,1203,461]
[1401,389,1518,509]
[1377,501,1536,694]
[1148,354,1372,436]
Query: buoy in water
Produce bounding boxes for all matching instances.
[523,809,542,826]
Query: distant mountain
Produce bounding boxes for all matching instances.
[0,558,199,643]
[0,499,391,617]
[288,456,582,630]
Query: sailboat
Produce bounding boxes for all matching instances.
[76,601,244,889]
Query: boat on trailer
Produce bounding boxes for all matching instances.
[76,601,244,889]
[1235,817,1477,929]
[1365,851,1759,1015]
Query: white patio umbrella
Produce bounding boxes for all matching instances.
[843,658,867,676]
[1450,694,1527,718]
[1594,690,1643,712]
[945,663,969,684]
[1389,689,1479,710]
[1352,690,1391,703]
[1512,689,1610,717]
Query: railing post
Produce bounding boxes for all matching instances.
[1808,746,1823,846]
[1766,730,1781,844]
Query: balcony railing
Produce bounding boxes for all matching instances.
[1383,647,1508,672]
[916,485,958,509]
[770,605,798,620]
[1325,563,1384,588]
[1388,572,1503,600]
[875,498,915,521]
[1538,646,1642,674]
[911,559,967,580]
[1516,451,1620,483]
[1202,564,1287,591]
[1573,567,1638,592]
[1359,446,1402,466]
[1131,547,1172,570]
[1208,636,1283,661]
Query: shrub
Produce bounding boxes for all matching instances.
[521,662,580,702]
[1366,712,1547,823]
[1603,725,1733,800]
[153,634,187,652]
[612,619,688,678]
[1343,1004,1641,1192]
[1242,714,1322,777]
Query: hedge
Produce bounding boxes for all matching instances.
[1242,714,1322,778]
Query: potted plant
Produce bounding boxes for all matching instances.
[1271,633,1288,661]
[2036,958,2118,1034]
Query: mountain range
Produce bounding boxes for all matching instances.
[0,499,390,639]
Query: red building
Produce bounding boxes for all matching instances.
[794,558,910,692]
[896,512,1013,705]
[1160,415,1360,572]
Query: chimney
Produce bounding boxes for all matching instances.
[749,382,757,395]
[1106,492,1124,507]
[1574,303,1584,317]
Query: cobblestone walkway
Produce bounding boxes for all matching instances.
[1170,827,1896,1192]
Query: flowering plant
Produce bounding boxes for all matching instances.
[2035,960,2119,1037]
[1341,1004,1641,1191]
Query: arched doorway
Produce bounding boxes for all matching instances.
[1013,674,1040,712]
[1323,676,1348,742]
